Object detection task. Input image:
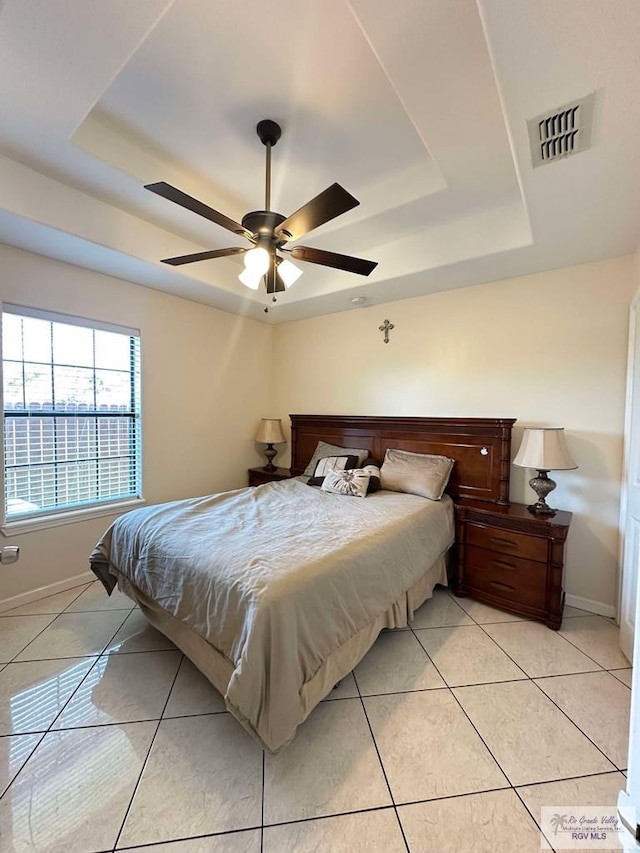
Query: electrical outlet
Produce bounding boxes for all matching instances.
[0,546,20,565]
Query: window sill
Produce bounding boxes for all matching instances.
[1,498,146,536]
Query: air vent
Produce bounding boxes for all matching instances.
[527,92,595,168]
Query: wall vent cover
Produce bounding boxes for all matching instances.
[527,92,595,167]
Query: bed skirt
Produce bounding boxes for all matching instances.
[103,551,449,751]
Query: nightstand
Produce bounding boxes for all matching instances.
[454,500,572,630]
[248,466,292,487]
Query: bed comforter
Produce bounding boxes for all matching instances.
[90,478,454,751]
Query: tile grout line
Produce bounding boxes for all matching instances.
[0,581,91,617]
[553,626,626,672]
[528,678,623,773]
[4,595,136,667]
[112,652,186,850]
[261,749,265,853]
[511,785,558,851]
[450,587,624,673]
[406,623,515,787]
[1,646,177,666]
[115,805,411,851]
[112,824,263,851]
[3,583,94,664]
[409,616,565,850]
[0,604,134,804]
[37,611,137,732]
[352,668,411,853]
[465,612,625,773]
[0,731,47,801]
[0,706,230,738]
[0,584,628,846]
[406,618,569,847]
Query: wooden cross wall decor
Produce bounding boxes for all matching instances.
[379,319,394,343]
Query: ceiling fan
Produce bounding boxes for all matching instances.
[145,119,377,300]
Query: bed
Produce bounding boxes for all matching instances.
[90,414,515,752]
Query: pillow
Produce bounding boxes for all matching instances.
[308,454,359,486]
[303,441,370,478]
[321,468,370,498]
[362,463,381,494]
[380,448,454,500]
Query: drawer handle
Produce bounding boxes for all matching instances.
[492,559,517,572]
[489,536,519,549]
[489,581,515,592]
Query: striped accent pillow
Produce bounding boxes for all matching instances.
[303,442,369,478]
[307,455,359,487]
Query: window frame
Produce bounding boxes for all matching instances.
[0,303,145,535]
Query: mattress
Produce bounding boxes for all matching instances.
[90,477,454,751]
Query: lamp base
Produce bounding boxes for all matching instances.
[262,443,278,472]
[527,470,557,516]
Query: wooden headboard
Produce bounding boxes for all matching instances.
[290,415,516,506]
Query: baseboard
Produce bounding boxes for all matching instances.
[0,570,95,614]
[565,593,616,620]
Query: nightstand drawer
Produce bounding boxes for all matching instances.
[465,545,547,608]
[466,522,548,563]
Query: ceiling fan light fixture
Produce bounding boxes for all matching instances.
[278,258,303,288]
[147,119,377,291]
[239,267,262,290]
[243,246,270,275]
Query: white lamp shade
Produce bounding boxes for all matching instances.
[255,418,286,445]
[278,259,303,288]
[244,247,270,275]
[239,267,262,290]
[513,428,577,471]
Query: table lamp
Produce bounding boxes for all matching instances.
[513,427,577,516]
[255,418,286,472]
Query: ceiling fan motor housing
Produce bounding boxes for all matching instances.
[241,210,286,242]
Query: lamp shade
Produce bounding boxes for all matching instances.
[255,418,286,445]
[513,428,577,471]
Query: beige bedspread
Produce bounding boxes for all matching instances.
[90,478,454,751]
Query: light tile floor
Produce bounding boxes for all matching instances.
[0,582,631,852]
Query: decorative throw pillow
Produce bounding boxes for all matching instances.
[321,468,370,498]
[362,463,381,494]
[307,454,359,486]
[380,448,455,500]
[303,441,370,478]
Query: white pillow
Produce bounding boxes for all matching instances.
[380,448,454,500]
[321,468,370,498]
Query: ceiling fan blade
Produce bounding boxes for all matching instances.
[161,247,247,266]
[289,246,377,276]
[145,182,251,238]
[276,183,359,242]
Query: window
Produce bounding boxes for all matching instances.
[2,305,142,525]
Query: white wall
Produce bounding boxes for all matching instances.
[0,245,273,601]
[273,255,635,610]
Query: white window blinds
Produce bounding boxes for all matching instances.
[2,306,142,520]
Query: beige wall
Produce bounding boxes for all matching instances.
[1,246,633,610]
[0,245,273,601]
[273,255,635,609]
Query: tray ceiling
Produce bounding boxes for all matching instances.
[0,0,639,322]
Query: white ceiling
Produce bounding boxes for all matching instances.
[0,0,639,323]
